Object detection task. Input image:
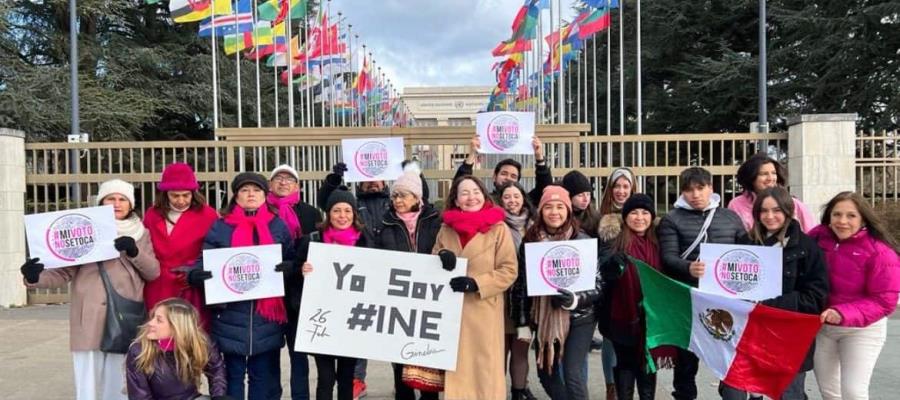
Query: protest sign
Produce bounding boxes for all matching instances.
[699,243,783,301]
[524,238,598,296]
[475,111,535,155]
[341,137,405,182]
[202,244,285,304]
[295,243,467,371]
[24,205,120,269]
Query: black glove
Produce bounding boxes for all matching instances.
[332,162,348,176]
[114,236,139,258]
[438,250,456,271]
[187,268,213,287]
[274,261,294,273]
[601,252,626,280]
[20,257,44,284]
[551,288,577,310]
[450,276,479,293]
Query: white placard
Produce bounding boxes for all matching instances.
[524,238,598,296]
[341,137,405,182]
[202,244,285,305]
[295,243,467,371]
[475,111,536,155]
[24,205,120,269]
[698,243,783,301]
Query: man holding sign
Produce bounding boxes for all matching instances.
[186,172,296,400]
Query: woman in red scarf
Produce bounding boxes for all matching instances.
[186,172,296,400]
[598,193,674,399]
[143,163,218,325]
[299,189,374,400]
[432,176,518,400]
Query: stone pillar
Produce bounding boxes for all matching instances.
[787,114,857,219]
[0,128,26,307]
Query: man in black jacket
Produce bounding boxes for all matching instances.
[658,167,746,400]
[317,163,392,236]
[454,134,551,206]
[268,164,322,400]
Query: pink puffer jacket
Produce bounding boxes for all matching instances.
[808,225,900,327]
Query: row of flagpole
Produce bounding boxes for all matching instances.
[165,0,416,134]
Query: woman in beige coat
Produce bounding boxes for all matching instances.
[20,179,160,400]
[433,176,518,400]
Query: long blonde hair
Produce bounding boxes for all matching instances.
[133,298,210,387]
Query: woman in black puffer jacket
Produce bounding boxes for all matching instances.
[374,164,443,400]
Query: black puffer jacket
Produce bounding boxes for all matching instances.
[375,204,442,254]
[317,173,391,235]
[738,219,830,371]
[658,194,745,286]
[510,231,601,327]
[454,161,552,206]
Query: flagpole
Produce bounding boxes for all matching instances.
[212,0,220,134]
[287,8,295,127]
[234,4,243,128]
[274,67,279,127]
[618,0,624,136]
[636,0,644,175]
[345,23,352,127]
[557,0,564,125]
[592,28,598,136]
[253,0,261,127]
[548,3,555,124]
[304,14,312,127]
[537,9,544,123]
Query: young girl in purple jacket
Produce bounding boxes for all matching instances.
[126,297,232,400]
[808,191,900,400]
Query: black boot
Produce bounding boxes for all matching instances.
[511,387,538,400]
[614,366,636,400]
[635,371,657,400]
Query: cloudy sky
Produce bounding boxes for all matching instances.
[329,0,577,91]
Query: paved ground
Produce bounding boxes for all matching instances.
[1,304,897,399]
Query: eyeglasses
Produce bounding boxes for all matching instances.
[271,175,298,184]
[391,191,414,200]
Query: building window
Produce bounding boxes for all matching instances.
[415,118,438,127]
[448,118,472,126]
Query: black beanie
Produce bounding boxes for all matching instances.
[562,171,593,196]
[231,172,269,194]
[622,193,656,220]
[325,189,358,213]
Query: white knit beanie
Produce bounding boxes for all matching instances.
[96,179,136,208]
[270,164,300,181]
[392,162,423,201]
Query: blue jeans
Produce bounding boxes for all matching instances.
[223,350,282,400]
[287,350,310,400]
[537,319,595,400]
[719,372,808,400]
[602,337,617,385]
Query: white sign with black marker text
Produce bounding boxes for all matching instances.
[295,243,467,371]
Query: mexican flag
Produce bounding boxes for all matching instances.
[634,260,821,399]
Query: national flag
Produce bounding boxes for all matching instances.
[169,0,233,23]
[223,21,273,55]
[585,0,619,8]
[198,0,254,37]
[491,0,541,57]
[573,7,611,39]
[245,22,287,60]
[492,39,532,57]
[352,56,372,95]
[258,0,308,24]
[266,34,301,67]
[634,260,822,400]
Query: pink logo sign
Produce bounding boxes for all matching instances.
[45,214,96,261]
[486,114,521,151]
[222,253,262,294]
[354,141,390,178]
[539,245,582,289]
[714,249,764,295]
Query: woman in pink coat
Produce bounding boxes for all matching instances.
[143,163,218,327]
[808,191,900,400]
[728,153,816,232]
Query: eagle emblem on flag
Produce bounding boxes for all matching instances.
[700,308,735,341]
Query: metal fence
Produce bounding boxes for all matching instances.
[856,130,900,205]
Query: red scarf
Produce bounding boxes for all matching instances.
[610,233,676,369]
[267,191,302,239]
[441,203,505,248]
[224,206,287,324]
[322,226,362,246]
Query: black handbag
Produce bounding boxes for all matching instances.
[97,262,146,354]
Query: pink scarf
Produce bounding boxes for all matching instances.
[441,203,505,248]
[157,338,175,352]
[267,191,302,239]
[322,226,362,246]
[223,206,287,324]
[397,210,422,249]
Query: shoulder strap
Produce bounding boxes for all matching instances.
[680,208,717,260]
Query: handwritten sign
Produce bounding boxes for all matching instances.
[296,243,467,371]
[341,137,405,182]
[524,238,598,296]
[24,205,120,269]
[475,111,535,154]
[698,243,783,301]
[202,244,285,304]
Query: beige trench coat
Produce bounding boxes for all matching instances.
[28,232,159,351]
[433,221,518,400]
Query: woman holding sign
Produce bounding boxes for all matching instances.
[809,192,899,400]
[511,185,599,400]
[21,179,160,400]
[186,172,296,400]
[432,176,518,400]
[374,164,443,400]
[143,162,218,325]
[298,189,374,400]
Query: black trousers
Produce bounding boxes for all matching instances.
[314,354,356,400]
